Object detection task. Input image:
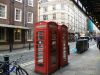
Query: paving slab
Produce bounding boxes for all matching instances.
[22,44,100,75]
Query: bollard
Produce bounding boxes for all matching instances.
[4,55,9,75]
[9,44,12,52]
[29,42,31,50]
[68,45,70,55]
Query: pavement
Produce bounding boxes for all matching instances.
[24,40,100,75]
[1,40,100,75]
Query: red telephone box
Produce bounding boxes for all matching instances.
[34,21,59,74]
[58,25,69,67]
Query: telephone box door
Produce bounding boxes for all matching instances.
[34,27,47,74]
[58,25,68,67]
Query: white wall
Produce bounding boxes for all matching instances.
[39,0,88,33]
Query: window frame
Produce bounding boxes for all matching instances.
[15,0,22,3]
[61,4,65,10]
[41,0,48,3]
[27,12,33,23]
[14,8,22,22]
[0,28,6,42]
[27,30,33,41]
[0,3,7,19]
[43,7,48,12]
[28,0,33,7]
[14,29,21,42]
[53,14,56,20]
[52,5,56,10]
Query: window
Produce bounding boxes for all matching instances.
[43,7,47,12]
[83,7,86,12]
[14,29,21,41]
[61,13,65,19]
[27,12,33,23]
[28,0,33,7]
[0,3,7,19]
[51,32,57,64]
[15,0,22,3]
[36,31,44,66]
[61,22,65,24]
[43,15,48,20]
[41,0,48,3]
[0,28,6,42]
[52,5,56,10]
[53,14,56,20]
[27,30,33,41]
[15,8,22,21]
[61,4,65,10]
[75,0,77,2]
[78,1,82,8]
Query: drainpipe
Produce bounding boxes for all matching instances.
[9,0,14,52]
[23,0,27,47]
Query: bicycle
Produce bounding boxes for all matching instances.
[0,58,29,75]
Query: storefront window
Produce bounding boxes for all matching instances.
[27,30,33,41]
[14,29,21,41]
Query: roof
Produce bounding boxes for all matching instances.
[72,0,100,29]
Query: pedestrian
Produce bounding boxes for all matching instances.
[90,37,92,41]
[96,34,100,50]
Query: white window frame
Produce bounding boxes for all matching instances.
[53,14,56,20]
[0,28,6,42]
[15,0,22,3]
[52,5,56,10]
[27,30,33,41]
[43,7,47,12]
[27,12,33,23]
[0,3,7,19]
[28,0,33,7]
[15,8,22,22]
[14,29,21,42]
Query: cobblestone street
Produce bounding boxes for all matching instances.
[1,41,100,75]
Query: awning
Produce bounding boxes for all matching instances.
[0,24,30,29]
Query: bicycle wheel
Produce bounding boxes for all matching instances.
[0,72,7,75]
[16,67,29,75]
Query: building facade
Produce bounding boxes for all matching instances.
[38,0,88,41]
[0,0,38,51]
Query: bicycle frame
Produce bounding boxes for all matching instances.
[0,56,29,75]
[0,61,20,74]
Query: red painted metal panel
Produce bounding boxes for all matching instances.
[34,21,59,75]
[58,25,69,67]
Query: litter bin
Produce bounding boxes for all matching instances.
[76,39,89,53]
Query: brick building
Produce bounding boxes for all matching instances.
[0,0,38,51]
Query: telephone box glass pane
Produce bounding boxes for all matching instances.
[62,33,67,61]
[51,32,57,65]
[36,31,44,66]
